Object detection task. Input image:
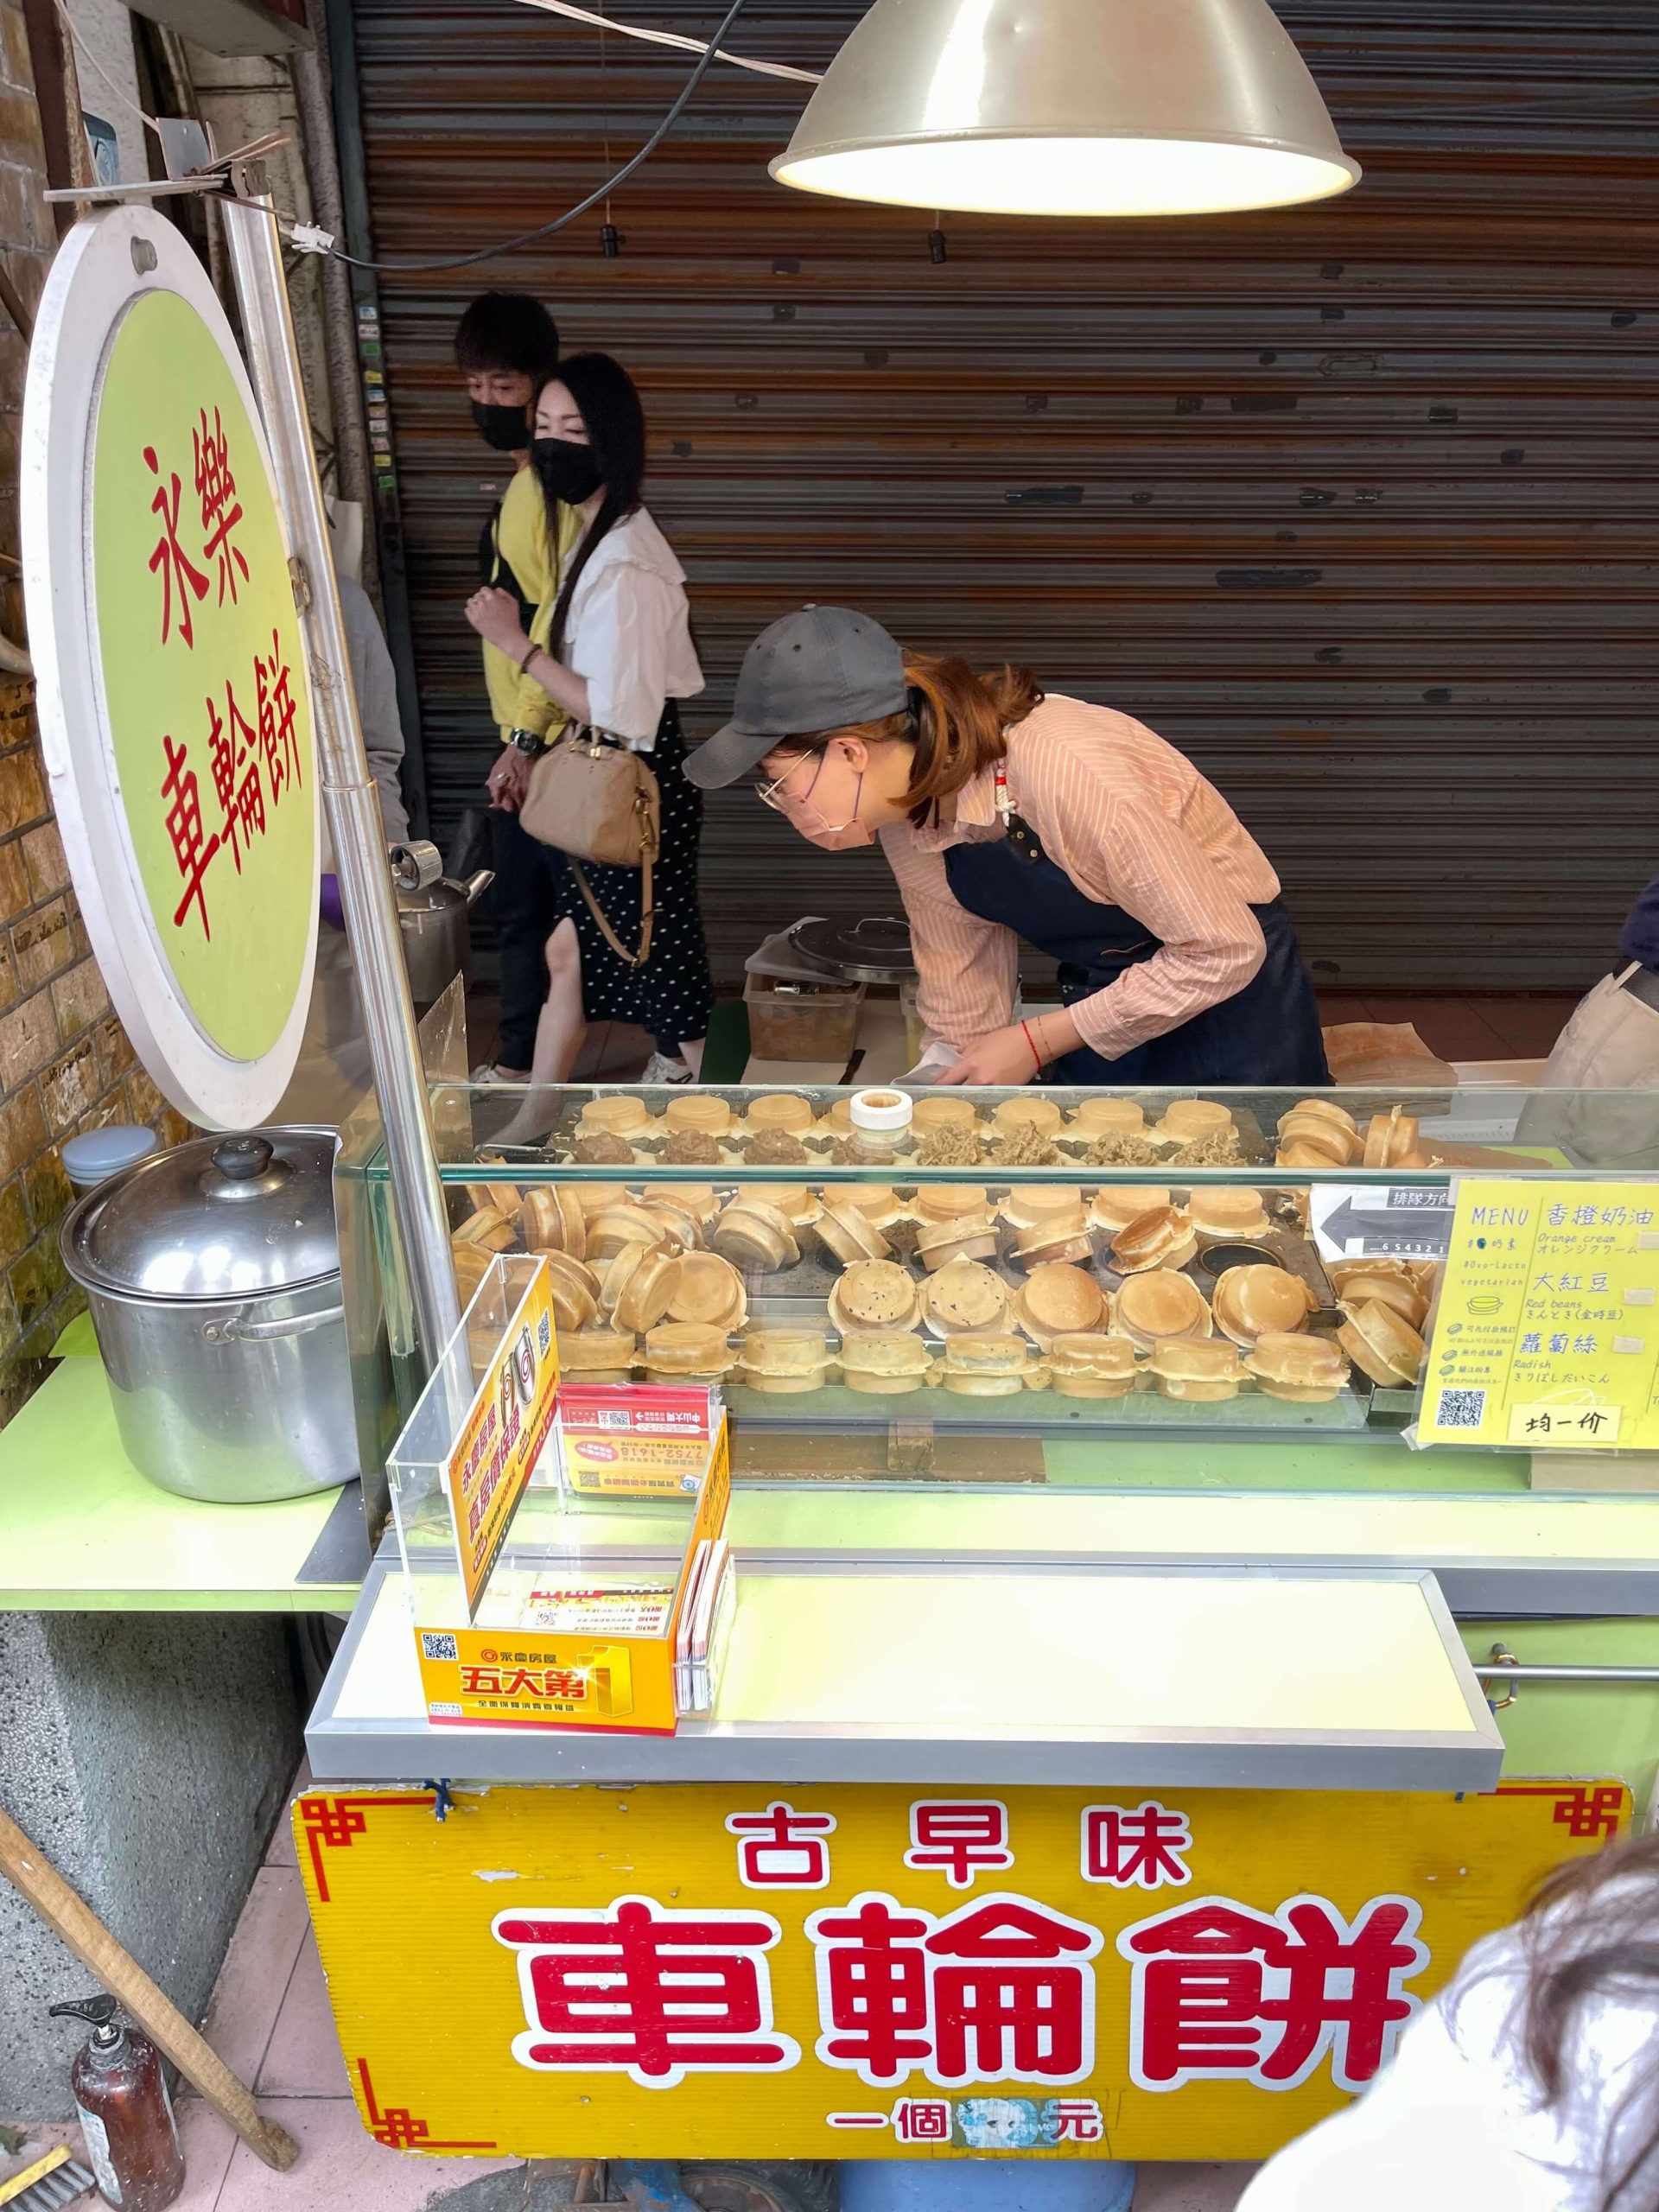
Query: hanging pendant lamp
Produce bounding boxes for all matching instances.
[771,0,1359,217]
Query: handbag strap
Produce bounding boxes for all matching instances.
[568,766,658,966]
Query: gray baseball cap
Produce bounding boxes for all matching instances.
[683,606,907,790]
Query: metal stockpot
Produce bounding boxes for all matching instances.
[391,840,494,1008]
[60,1126,357,1504]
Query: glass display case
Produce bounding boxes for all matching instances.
[338,1079,1659,1495]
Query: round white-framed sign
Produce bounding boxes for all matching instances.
[22,203,319,1129]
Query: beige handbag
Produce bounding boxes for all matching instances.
[519,730,661,965]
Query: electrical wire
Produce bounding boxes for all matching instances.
[517,0,820,85]
[322,0,753,274]
[54,0,163,135]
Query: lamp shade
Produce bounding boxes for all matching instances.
[771,0,1360,217]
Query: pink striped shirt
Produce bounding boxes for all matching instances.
[879,693,1280,1062]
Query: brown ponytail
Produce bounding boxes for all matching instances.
[776,652,1044,826]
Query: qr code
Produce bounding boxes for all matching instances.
[594,1408,629,1429]
[421,1631,459,1662]
[1435,1388,1487,1430]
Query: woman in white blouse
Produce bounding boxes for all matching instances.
[465,353,712,1116]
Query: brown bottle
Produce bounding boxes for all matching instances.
[49,1997,184,2211]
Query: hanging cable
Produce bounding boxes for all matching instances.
[54,0,163,135]
[517,0,819,85]
[314,0,753,274]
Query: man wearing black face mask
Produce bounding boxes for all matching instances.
[454,291,583,1079]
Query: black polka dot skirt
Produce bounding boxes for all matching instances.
[549,709,715,1049]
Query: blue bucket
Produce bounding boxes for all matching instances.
[839,2159,1136,2212]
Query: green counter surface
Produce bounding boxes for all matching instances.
[0,1355,365,1611]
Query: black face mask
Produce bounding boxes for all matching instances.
[530,437,604,506]
[472,398,529,453]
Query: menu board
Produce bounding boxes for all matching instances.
[1421,1180,1659,1451]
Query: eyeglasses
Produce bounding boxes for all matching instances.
[753,755,815,812]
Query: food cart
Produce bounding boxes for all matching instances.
[297,1071,1659,2172]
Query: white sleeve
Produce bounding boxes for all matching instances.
[572,563,679,749]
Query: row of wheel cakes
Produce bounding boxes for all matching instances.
[452,1156,1437,1408]
[531,1088,1433,1174]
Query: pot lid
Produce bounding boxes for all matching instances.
[62,1126,340,1302]
[786,915,917,983]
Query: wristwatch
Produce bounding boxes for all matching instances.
[508,729,550,758]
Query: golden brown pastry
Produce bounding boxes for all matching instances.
[1014,1262,1109,1347]
[1050,1333,1140,1399]
[1110,1205,1198,1274]
[940,1334,1049,1395]
[710,1198,801,1273]
[1090,1185,1172,1234]
[1244,1331,1349,1402]
[643,1321,736,1380]
[734,1330,835,1394]
[1150,1339,1244,1402]
[1113,1269,1212,1351]
[1187,1185,1273,1240]
[556,1327,638,1382]
[920,1258,1010,1336]
[1337,1300,1427,1387]
[838,1332,934,1395]
[1211,1264,1317,1347]
[830,1259,924,1334]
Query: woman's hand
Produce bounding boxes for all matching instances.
[936,1023,1044,1088]
[466,586,529,658]
[487,746,532,812]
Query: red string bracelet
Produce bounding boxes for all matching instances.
[1020,1018,1043,1071]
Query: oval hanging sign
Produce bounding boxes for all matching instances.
[22,204,318,1128]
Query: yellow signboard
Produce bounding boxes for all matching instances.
[446,1263,559,1618]
[296,1777,1625,2163]
[93,287,316,1061]
[1421,1179,1659,1451]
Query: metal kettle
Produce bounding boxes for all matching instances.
[389,840,493,1007]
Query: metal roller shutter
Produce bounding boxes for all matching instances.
[343,0,1659,993]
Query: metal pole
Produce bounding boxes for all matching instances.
[1473,1664,1659,1683]
[219,175,461,1365]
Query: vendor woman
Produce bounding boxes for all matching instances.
[684,606,1328,1089]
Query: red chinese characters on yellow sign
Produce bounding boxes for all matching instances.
[297,1778,1629,2163]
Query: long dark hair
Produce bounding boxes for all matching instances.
[1502,1829,1659,2208]
[533,352,646,663]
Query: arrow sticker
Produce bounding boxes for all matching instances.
[1311,1185,1454,1262]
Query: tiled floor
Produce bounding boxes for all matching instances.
[10,1766,1248,2210]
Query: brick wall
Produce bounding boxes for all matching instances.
[0,0,186,1426]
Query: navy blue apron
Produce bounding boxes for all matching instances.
[942,810,1330,1089]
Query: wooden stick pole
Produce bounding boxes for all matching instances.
[0,1804,300,2172]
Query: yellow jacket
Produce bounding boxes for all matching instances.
[482,467,586,741]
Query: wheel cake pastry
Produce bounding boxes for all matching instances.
[1244,1331,1349,1402]
[522,1184,588,1260]
[610,1249,684,1336]
[734,1330,835,1394]
[454,1204,517,1255]
[1109,1205,1198,1274]
[1188,1185,1272,1240]
[919,1258,1010,1337]
[1363,1108,1426,1169]
[940,1334,1049,1396]
[643,1321,736,1381]
[1150,1339,1244,1402]
[556,1328,638,1382]
[816,1194,893,1266]
[1090,1185,1172,1234]
[1011,1217,1095,1269]
[1113,1268,1212,1352]
[914,1211,1001,1273]
[1152,1099,1234,1147]
[1000,1185,1090,1231]
[1014,1262,1108,1348]
[747,1093,816,1135]
[709,1198,801,1273]
[1274,1099,1363,1169]
[668,1252,747,1332]
[838,1332,935,1395]
[1337,1300,1427,1388]
[1212,1263,1317,1347]
[1068,1096,1147,1137]
[664,1093,734,1137]
[992,1095,1064,1139]
[463,1181,522,1220]
[1327,1266,1429,1329]
[830,1259,924,1334]
[540,1248,602,1332]
[587,1202,673,1262]
[579,1094,652,1136]
[1050,1333,1140,1399]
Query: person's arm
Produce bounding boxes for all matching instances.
[1040,785,1267,1063]
[880,830,1020,1055]
[494,475,564,739]
[465,588,592,728]
[571,563,678,747]
[340,581,410,843]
